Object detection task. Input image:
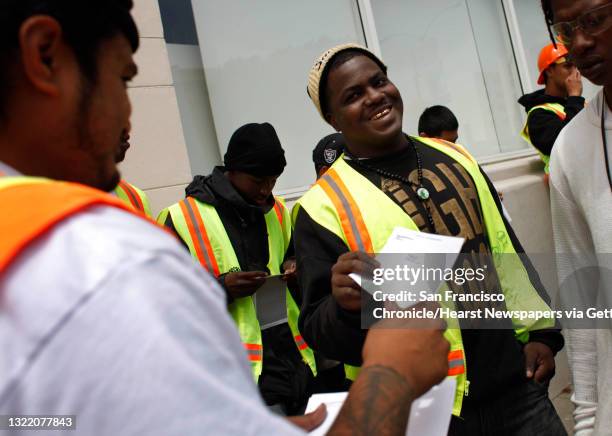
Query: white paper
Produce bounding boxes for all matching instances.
[378,226,465,255]
[253,276,287,329]
[304,392,346,436]
[350,227,465,308]
[305,378,456,436]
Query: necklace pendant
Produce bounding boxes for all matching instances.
[417,187,430,200]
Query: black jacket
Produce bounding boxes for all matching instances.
[518,89,585,156]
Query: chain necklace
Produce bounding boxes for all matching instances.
[345,136,437,233]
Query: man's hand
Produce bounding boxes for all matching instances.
[331,251,378,312]
[328,309,449,435]
[524,341,556,383]
[281,259,297,283]
[223,271,267,299]
[287,404,327,431]
[362,308,449,397]
[566,68,583,97]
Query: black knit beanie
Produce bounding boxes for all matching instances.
[224,123,287,176]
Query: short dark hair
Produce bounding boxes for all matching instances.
[319,48,387,117]
[418,105,459,137]
[0,0,139,119]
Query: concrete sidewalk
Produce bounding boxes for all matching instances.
[552,385,574,435]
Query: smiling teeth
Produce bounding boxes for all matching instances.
[372,108,391,120]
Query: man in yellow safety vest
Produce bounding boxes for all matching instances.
[294,43,566,435]
[518,42,585,174]
[158,122,316,415]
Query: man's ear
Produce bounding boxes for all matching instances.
[543,67,553,84]
[19,16,65,97]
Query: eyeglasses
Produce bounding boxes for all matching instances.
[552,2,612,46]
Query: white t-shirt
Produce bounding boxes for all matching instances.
[0,169,303,435]
[550,89,612,436]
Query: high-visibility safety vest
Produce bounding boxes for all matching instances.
[520,103,566,174]
[292,136,556,416]
[157,196,317,381]
[0,176,139,275]
[113,180,152,217]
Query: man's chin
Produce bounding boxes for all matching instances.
[100,171,121,192]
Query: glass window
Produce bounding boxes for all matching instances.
[370,0,528,157]
[189,0,365,193]
[158,0,579,192]
[159,0,222,177]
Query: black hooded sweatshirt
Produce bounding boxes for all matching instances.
[163,167,311,414]
[517,89,585,156]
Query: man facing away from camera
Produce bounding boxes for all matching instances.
[0,1,450,435]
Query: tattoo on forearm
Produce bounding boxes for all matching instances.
[328,365,415,436]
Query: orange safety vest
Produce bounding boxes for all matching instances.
[0,177,143,275]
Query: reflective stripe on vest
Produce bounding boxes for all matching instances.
[419,137,478,165]
[118,180,144,211]
[159,196,317,379]
[447,349,465,376]
[318,171,374,253]
[345,347,466,381]
[294,334,309,351]
[295,136,556,415]
[0,177,139,275]
[179,197,221,276]
[273,201,284,227]
[520,103,566,174]
[245,343,263,362]
[113,180,152,217]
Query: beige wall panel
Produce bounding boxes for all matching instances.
[132,38,173,88]
[144,183,189,218]
[121,86,192,190]
[132,0,164,38]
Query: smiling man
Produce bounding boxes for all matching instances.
[542,0,612,434]
[293,43,566,435]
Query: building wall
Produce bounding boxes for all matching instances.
[126,0,569,394]
[123,0,192,217]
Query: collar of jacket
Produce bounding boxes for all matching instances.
[517,89,568,111]
[185,166,275,214]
